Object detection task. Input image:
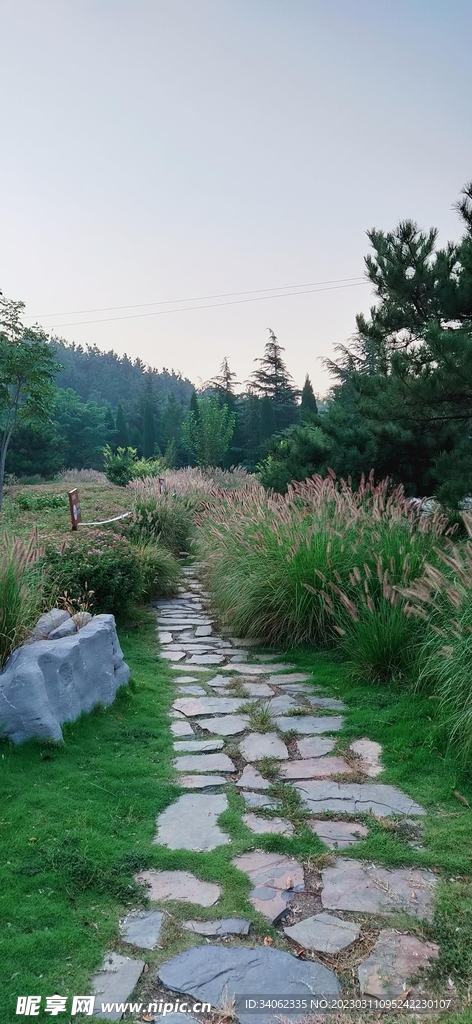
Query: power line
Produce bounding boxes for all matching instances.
[25,275,366,320]
[43,280,369,330]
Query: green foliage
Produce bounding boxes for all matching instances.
[102,445,137,486]
[5,421,65,480]
[130,540,182,600]
[115,402,129,448]
[250,329,298,430]
[44,531,143,616]
[15,492,67,512]
[54,388,112,470]
[258,422,331,492]
[181,396,235,468]
[142,398,156,458]
[0,532,44,667]
[300,374,318,418]
[131,493,194,556]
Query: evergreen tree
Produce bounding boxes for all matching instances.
[260,394,276,443]
[105,405,117,448]
[300,374,318,419]
[250,330,298,430]
[189,389,200,421]
[115,403,129,448]
[182,397,235,468]
[160,392,185,465]
[143,400,156,457]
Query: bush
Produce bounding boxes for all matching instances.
[196,472,448,663]
[0,532,45,667]
[16,492,67,512]
[131,540,182,600]
[130,493,194,556]
[44,530,143,616]
[103,446,138,487]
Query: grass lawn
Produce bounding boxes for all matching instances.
[1,479,133,542]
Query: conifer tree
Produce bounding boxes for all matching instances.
[115,403,129,447]
[143,400,156,458]
[300,374,318,419]
[250,330,298,430]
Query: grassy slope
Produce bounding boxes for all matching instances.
[1,480,133,541]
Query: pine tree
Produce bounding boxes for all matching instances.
[300,374,318,419]
[250,330,298,430]
[260,394,276,442]
[143,400,156,458]
[115,403,129,448]
[105,405,117,448]
[189,390,200,421]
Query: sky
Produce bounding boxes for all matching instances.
[1,0,471,395]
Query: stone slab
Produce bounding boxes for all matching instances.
[243,813,293,836]
[121,909,164,949]
[267,672,310,684]
[183,918,250,936]
[350,738,384,777]
[309,819,369,848]
[196,714,249,735]
[170,663,209,672]
[179,775,227,789]
[358,929,439,998]
[294,780,426,817]
[187,654,225,665]
[242,682,275,697]
[285,912,360,953]
[232,850,304,923]
[280,756,352,779]
[307,696,346,711]
[174,753,235,773]
[236,765,270,789]
[240,732,288,762]
[177,685,207,695]
[225,663,295,675]
[195,625,213,636]
[266,694,297,714]
[160,650,186,661]
[173,739,224,752]
[158,946,340,1024]
[275,716,344,735]
[321,859,436,920]
[136,869,220,906]
[155,793,229,850]
[173,697,243,716]
[242,791,280,809]
[158,632,173,644]
[174,675,199,684]
[296,736,336,758]
[154,1016,198,1024]
[171,720,194,737]
[92,952,145,1019]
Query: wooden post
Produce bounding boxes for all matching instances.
[158,477,165,495]
[68,488,82,531]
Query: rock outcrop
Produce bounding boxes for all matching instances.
[0,615,130,743]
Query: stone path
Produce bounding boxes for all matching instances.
[93,566,441,1020]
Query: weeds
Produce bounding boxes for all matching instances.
[239,701,273,732]
[0,530,44,666]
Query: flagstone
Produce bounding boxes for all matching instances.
[158,946,340,1024]
[237,765,271,789]
[284,912,360,953]
[225,663,295,675]
[307,696,347,711]
[275,715,345,735]
[266,694,297,714]
[243,813,293,836]
[173,752,235,773]
[158,632,173,644]
[172,697,243,716]
[232,850,304,923]
[350,738,383,777]
[173,739,224,753]
[121,909,165,949]
[174,676,199,684]
[240,732,288,761]
[179,775,227,789]
[195,625,213,636]
[267,672,311,684]
[171,720,194,737]
[242,791,280,809]
[296,736,336,758]
[170,663,210,673]
[197,714,249,735]
[294,780,426,817]
[177,685,207,695]
[160,649,186,661]
[280,756,352,779]
[309,819,369,848]
[154,793,229,851]
[91,952,145,1020]
[183,918,251,936]
[135,869,221,905]
[358,930,439,998]
[241,682,275,697]
[321,858,436,919]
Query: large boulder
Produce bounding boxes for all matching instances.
[0,615,130,743]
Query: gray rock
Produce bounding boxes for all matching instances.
[267,672,310,684]
[92,951,145,1019]
[350,738,383,777]
[187,654,225,665]
[161,649,186,661]
[174,675,199,683]
[276,716,344,735]
[183,918,250,936]
[171,721,194,737]
[121,909,165,949]
[358,929,439,998]
[154,1016,199,1024]
[0,615,130,744]
[158,631,173,644]
[197,714,249,735]
[294,780,426,817]
[321,859,437,920]
[307,696,346,711]
[280,756,352,779]
[240,732,288,762]
[285,913,360,953]
[236,765,270,789]
[266,694,297,714]
[174,752,235,773]
[29,608,70,640]
[232,850,304,923]
[173,738,224,752]
[296,736,335,758]
[172,697,243,716]
[195,625,213,636]
[242,682,274,697]
[243,813,293,836]
[48,617,78,639]
[154,793,229,850]
[135,869,220,905]
[309,819,369,848]
[158,945,340,1024]
[179,775,227,789]
[176,685,206,695]
[242,791,280,810]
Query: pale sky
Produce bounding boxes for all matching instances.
[1,0,471,394]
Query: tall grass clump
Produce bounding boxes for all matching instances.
[401,519,472,759]
[0,531,45,667]
[197,471,448,673]
[129,492,195,556]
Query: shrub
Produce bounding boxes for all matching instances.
[16,492,67,512]
[103,446,138,487]
[130,493,194,556]
[196,472,448,659]
[130,540,182,600]
[0,531,45,667]
[44,530,143,616]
